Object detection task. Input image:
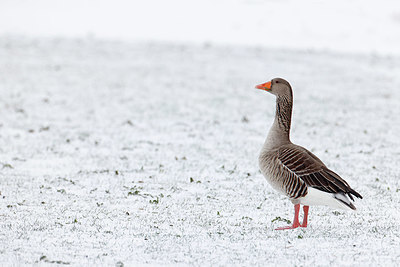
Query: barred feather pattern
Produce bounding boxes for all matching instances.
[277,145,362,200]
[259,150,308,199]
[276,95,292,133]
[260,144,363,201]
[259,81,362,202]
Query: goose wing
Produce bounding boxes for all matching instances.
[277,145,362,200]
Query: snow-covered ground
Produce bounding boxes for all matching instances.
[0,36,400,265]
[1,0,400,265]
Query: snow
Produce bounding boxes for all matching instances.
[0,36,399,265]
[1,0,400,265]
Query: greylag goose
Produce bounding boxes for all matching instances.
[256,78,362,230]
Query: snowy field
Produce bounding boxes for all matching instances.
[1,0,400,265]
[0,36,400,265]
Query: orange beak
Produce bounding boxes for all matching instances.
[255,81,271,91]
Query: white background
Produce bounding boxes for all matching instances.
[1,0,400,55]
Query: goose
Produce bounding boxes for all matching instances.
[255,78,362,230]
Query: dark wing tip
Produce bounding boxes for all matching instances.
[335,196,357,210]
[323,169,363,200]
[349,189,363,200]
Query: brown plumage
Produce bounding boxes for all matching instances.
[256,78,362,230]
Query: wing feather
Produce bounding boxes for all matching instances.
[277,145,363,200]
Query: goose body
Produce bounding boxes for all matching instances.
[256,78,362,230]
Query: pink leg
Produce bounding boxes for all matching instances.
[275,204,301,230]
[300,205,309,227]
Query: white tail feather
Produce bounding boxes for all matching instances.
[299,187,355,210]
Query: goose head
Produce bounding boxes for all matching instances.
[255,78,292,97]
